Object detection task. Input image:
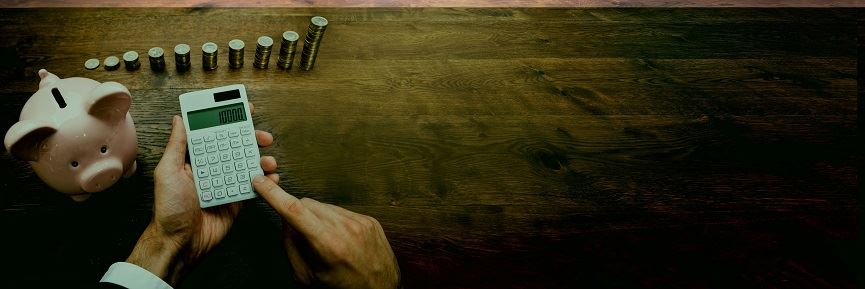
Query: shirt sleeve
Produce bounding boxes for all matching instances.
[99,262,173,289]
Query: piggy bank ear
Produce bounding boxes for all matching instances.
[88,82,131,123]
[4,120,57,161]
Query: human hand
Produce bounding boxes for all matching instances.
[253,176,400,289]
[127,105,279,283]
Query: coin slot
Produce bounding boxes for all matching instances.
[51,87,67,108]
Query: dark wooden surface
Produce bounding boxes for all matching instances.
[0,8,859,289]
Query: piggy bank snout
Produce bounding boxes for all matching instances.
[78,158,124,193]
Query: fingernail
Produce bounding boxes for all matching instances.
[253,175,266,183]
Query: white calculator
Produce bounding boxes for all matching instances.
[180,84,263,208]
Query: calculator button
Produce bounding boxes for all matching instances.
[210,166,222,176]
[229,129,240,138]
[242,136,254,147]
[225,174,236,185]
[240,184,252,194]
[222,164,234,173]
[212,177,224,187]
[246,158,258,169]
[241,127,252,135]
[201,191,213,201]
[237,172,249,183]
[232,150,244,160]
[205,144,217,153]
[214,188,226,199]
[235,161,246,171]
[249,170,263,181]
[208,154,219,164]
[196,168,209,178]
[227,186,239,196]
[218,141,230,151]
[199,180,211,190]
[220,152,232,162]
[204,133,216,142]
[191,137,203,144]
[193,145,205,155]
[245,148,256,157]
[230,139,242,148]
[217,131,228,140]
[195,156,207,166]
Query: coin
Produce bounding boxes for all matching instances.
[228,39,245,69]
[202,42,218,71]
[84,58,100,70]
[300,16,328,71]
[148,47,166,72]
[104,56,120,71]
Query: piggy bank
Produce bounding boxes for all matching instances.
[4,69,138,201]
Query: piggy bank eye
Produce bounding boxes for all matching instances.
[71,161,79,167]
[100,146,108,153]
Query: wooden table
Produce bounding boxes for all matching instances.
[0,8,859,289]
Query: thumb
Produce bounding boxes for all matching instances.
[253,175,319,236]
[159,115,188,168]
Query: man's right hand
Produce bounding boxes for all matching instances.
[252,175,400,289]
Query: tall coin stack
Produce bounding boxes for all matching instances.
[254,36,273,69]
[175,44,191,72]
[299,16,328,71]
[277,31,299,70]
[228,39,245,69]
[202,42,218,71]
[148,47,166,72]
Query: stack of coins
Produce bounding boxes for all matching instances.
[277,31,299,70]
[104,56,120,71]
[148,47,166,72]
[123,51,141,71]
[228,39,245,69]
[299,16,328,71]
[254,36,273,69]
[202,42,218,71]
[84,58,100,70]
[175,44,191,72]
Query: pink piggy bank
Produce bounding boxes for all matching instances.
[4,69,138,201]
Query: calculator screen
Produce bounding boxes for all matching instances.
[187,103,247,130]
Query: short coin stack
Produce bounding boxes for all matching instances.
[228,39,245,69]
[175,44,191,72]
[104,56,120,71]
[148,47,166,72]
[123,51,141,71]
[299,16,328,71]
[254,36,274,69]
[277,31,299,70]
[202,42,218,71]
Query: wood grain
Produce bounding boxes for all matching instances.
[0,8,858,289]
[2,0,865,8]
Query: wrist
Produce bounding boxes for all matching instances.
[126,222,181,280]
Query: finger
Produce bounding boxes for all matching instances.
[267,173,279,183]
[252,175,319,235]
[260,156,277,172]
[256,130,273,147]
[249,102,255,114]
[159,115,188,168]
[184,163,193,177]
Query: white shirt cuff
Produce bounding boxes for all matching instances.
[100,262,173,289]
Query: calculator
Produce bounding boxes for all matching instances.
[180,84,263,208]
